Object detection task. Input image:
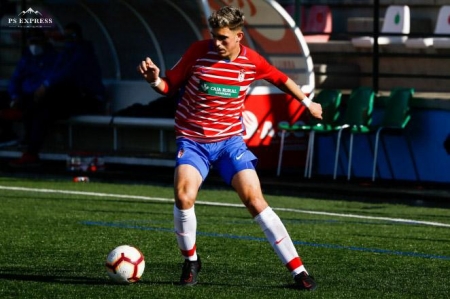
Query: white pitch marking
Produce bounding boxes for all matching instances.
[0,185,449,228]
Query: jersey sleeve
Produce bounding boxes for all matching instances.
[164,41,209,94]
[250,49,288,86]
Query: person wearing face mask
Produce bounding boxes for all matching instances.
[7,22,105,167]
[1,28,58,156]
[7,28,57,110]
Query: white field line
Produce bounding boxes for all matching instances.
[1,185,449,228]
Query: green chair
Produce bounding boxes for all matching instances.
[371,87,418,181]
[333,86,375,180]
[277,89,342,177]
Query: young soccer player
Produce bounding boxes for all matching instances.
[137,5,322,291]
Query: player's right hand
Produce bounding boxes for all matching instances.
[137,57,160,84]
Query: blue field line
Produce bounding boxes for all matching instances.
[82,220,450,261]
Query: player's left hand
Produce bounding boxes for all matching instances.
[308,102,322,119]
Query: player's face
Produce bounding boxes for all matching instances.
[211,27,243,60]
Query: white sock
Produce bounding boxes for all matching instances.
[254,207,307,276]
[173,205,198,261]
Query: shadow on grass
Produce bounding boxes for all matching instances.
[0,272,174,286]
[0,272,109,285]
[199,281,297,289]
[0,272,299,290]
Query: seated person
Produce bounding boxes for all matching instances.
[4,28,58,161]
[7,23,106,167]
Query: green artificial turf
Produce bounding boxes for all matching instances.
[0,176,449,298]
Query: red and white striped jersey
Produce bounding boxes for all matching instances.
[165,40,288,143]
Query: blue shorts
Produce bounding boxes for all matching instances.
[175,136,258,185]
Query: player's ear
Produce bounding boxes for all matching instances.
[236,31,244,42]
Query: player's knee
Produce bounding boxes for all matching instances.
[241,196,268,217]
[174,189,197,209]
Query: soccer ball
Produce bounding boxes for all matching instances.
[105,245,145,283]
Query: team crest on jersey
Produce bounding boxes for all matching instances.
[238,69,245,82]
[177,148,184,158]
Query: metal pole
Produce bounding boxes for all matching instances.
[294,0,301,27]
[373,0,379,93]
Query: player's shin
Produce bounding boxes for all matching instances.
[254,206,307,276]
[174,205,198,261]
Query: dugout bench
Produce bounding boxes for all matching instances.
[0,80,177,167]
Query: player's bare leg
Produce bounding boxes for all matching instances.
[231,169,268,217]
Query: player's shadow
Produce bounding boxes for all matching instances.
[0,272,110,285]
[0,272,179,286]
[0,272,305,290]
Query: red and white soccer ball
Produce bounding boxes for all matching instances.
[105,245,145,284]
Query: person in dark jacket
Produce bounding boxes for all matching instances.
[8,23,106,167]
[34,22,106,115]
[7,29,58,107]
[3,28,58,162]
